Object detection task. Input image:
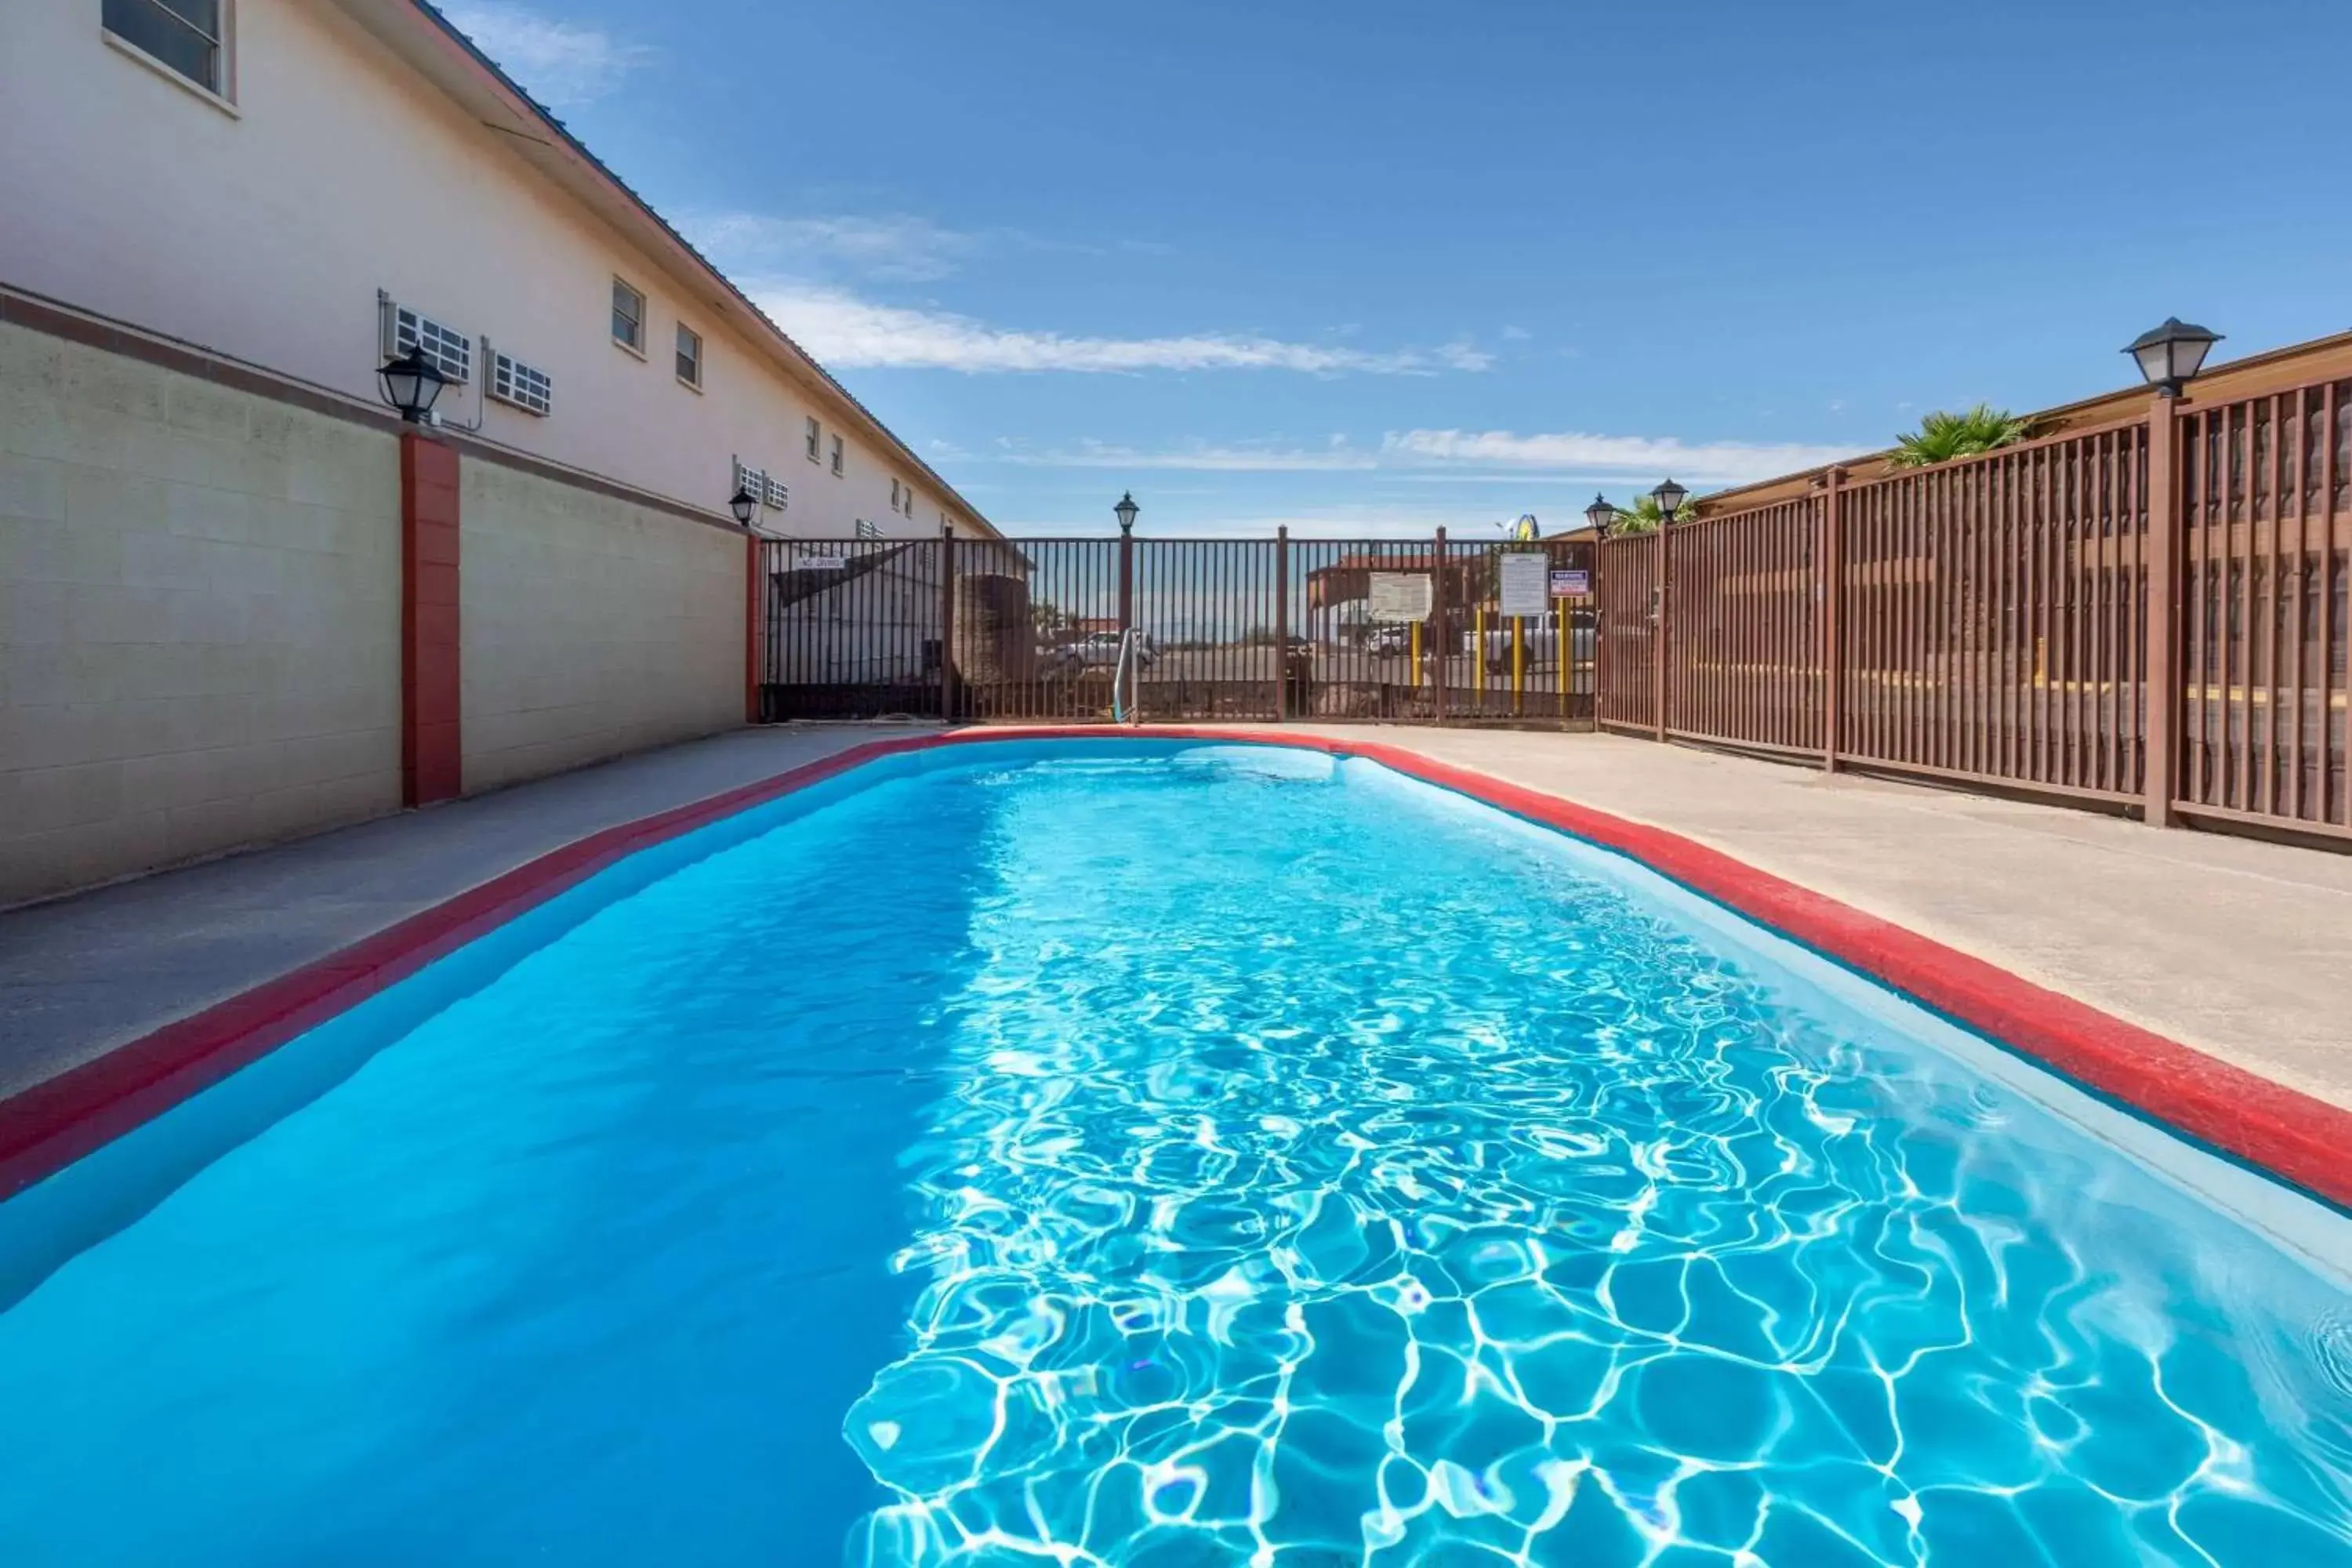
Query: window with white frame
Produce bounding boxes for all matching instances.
[805,417,821,460]
[675,323,702,388]
[763,475,790,511]
[104,0,229,98]
[889,478,900,510]
[612,278,645,354]
[383,299,471,385]
[829,434,844,476]
[489,350,553,416]
[855,518,880,539]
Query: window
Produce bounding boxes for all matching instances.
[104,0,227,98]
[675,323,702,389]
[383,299,471,385]
[855,518,881,539]
[763,475,790,511]
[829,434,844,476]
[489,350,553,416]
[889,478,900,510]
[612,278,645,354]
[805,417,822,461]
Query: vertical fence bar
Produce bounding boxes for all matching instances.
[938,526,956,723]
[2143,401,2179,826]
[1653,521,1670,740]
[1432,528,1448,724]
[1823,468,1842,771]
[1275,527,1290,721]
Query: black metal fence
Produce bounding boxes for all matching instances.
[758,530,1599,728]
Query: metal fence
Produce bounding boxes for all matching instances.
[757,370,2347,844]
[1595,371,2350,845]
[760,531,1597,729]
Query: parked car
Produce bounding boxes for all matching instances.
[1039,630,1156,675]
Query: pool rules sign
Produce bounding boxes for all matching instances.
[1497,551,1551,618]
[1368,572,1434,622]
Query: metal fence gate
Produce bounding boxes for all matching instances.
[759,530,1599,728]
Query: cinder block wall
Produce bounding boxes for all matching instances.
[459,459,745,794]
[0,321,403,905]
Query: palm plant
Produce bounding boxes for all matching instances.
[1604,495,1673,535]
[1887,403,2034,469]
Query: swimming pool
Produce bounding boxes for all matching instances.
[1,738,2347,1565]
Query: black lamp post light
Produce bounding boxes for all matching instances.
[2125,317,2223,397]
[1651,477,1688,524]
[1114,491,1140,535]
[378,347,447,424]
[729,484,759,528]
[1584,493,1617,539]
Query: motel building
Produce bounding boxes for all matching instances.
[0,0,1001,907]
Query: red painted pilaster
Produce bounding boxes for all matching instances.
[401,431,463,807]
[744,532,761,724]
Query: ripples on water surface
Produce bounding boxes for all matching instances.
[0,743,2346,1566]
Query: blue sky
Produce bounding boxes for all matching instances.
[442,0,2350,537]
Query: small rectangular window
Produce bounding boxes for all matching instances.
[763,475,790,511]
[805,417,821,460]
[855,518,881,539]
[612,278,645,354]
[675,323,702,388]
[889,478,900,510]
[830,434,844,476]
[104,0,226,96]
[489,351,553,416]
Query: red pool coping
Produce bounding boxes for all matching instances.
[5,725,2349,1212]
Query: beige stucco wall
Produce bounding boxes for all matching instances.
[0,0,986,543]
[0,321,401,906]
[459,461,745,794]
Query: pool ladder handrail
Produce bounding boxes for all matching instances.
[1111,626,1145,725]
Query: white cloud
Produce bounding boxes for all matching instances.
[1381,429,1859,485]
[440,3,652,107]
[688,214,976,283]
[1437,341,1497,372]
[745,284,1452,376]
[1501,325,1533,341]
[989,441,1378,472]
[973,430,1858,486]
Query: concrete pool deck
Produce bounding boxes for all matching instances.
[2,720,2347,1116]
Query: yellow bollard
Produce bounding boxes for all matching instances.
[1556,597,1569,717]
[1475,607,1486,698]
[1410,620,1422,689]
[1512,616,1525,714]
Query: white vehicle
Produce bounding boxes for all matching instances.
[1478,609,1596,673]
[1040,630,1156,673]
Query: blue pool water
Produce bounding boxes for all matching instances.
[1,741,2347,1566]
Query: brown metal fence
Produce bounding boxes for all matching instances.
[1593,372,2350,845]
[763,376,2348,846]
[1840,422,2149,801]
[1665,499,1823,757]
[764,529,1593,729]
[1596,532,1657,730]
[2176,381,2352,836]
